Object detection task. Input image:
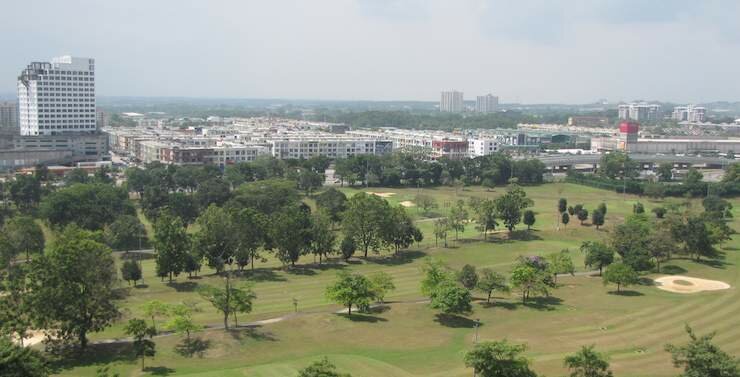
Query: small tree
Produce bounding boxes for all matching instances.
[547,250,575,283]
[581,241,614,275]
[665,325,740,377]
[165,306,202,344]
[0,337,48,377]
[124,318,156,370]
[561,213,570,228]
[558,198,568,214]
[603,262,638,293]
[564,345,613,377]
[476,268,509,304]
[415,193,438,215]
[597,202,607,216]
[591,210,605,230]
[457,264,478,290]
[369,272,395,304]
[121,259,142,286]
[464,340,537,377]
[652,206,667,219]
[298,357,352,377]
[567,206,575,216]
[325,272,374,316]
[420,258,453,297]
[434,218,451,248]
[523,210,536,231]
[577,208,589,225]
[142,300,170,334]
[633,202,645,214]
[429,280,472,315]
[340,236,356,261]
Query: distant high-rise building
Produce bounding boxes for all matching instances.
[96,108,109,128]
[671,105,706,123]
[617,102,661,122]
[475,94,499,113]
[17,56,96,136]
[0,101,18,130]
[440,90,464,113]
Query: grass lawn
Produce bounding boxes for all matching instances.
[50,183,739,377]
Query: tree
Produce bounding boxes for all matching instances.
[295,168,324,195]
[581,241,614,275]
[470,198,498,239]
[415,193,438,215]
[325,271,375,316]
[476,268,509,304]
[433,218,451,247]
[603,262,638,293]
[104,214,145,252]
[4,216,44,262]
[680,215,720,261]
[154,213,189,282]
[141,300,169,334]
[561,212,570,228]
[597,203,607,216]
[0,265,32,346]
[125,167,152,197]
[165,308,202,343]
[0,337,48,377]
[198,283,256,330]
[568,206,575,216]
[231,207,267,270]
[314,188,347,227]
[577,208,589,225]
[369,271,395,304]
[495,185,533,233]
[342,193,390,258]
[598,151,637,179]
[656,162,674,182]
[269,205,313,266]
[558,198,568,214]
[230,178,300,215]
[648,225,677,273]
[610,215,653,271]
[8,174,42,211]
[684,168,704,185]
[40,183,135,231]
[124,319,156,370]
[27,226,118,349]
[464,340,537,377]
[449,200,469,240]
[420,258,453,297]
[429,279,472,315]
[298,357,352,377]
[547,250,575,283]
[523,210,536,230]
[194,178,231,209]
[193,205,238,272]
[382,206,422,254]
[564,345,613,377]
[457,264,479,290]
[632,202,645,214]
[703,195,733,218]
[510,257,555,304]
[591,210,605,230]
[652,206,667,219]
[665,325,740,377]
[644,183,666,199]
[229,284,257,327]
[166,192,199,226]
[121,259,142,286]
[340,236,355,261]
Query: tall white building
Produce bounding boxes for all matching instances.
[617,102,661,122]
[440,90,464,113]
[0,101,18,130]
[17,56,96,136]
[475,94,499,113]
[672,105,706,123]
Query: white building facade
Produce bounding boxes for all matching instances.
[672,105,706,123]
[475,94,499,113]
[17,56,96,136]
[440,91,464,113]
[468,138,500,157]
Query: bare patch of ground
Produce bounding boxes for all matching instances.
[366,192,396,198]
[654,275,731,294]
[399,201,415,207]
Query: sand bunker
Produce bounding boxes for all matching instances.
[366,192,396,198]
[654,275,731,294]
[399,201,415,207]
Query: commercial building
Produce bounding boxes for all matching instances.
[467,138,500,157]
[475,94,499,113]
[672,105,706,123]
[567,116,609,127]
[0,101,18,130]
[591,121,740,154]
[617,102,661,122]
[17,56,96,136]
[440,91,464,113]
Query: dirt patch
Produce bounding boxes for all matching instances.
[654,275,731,294]
[366,192,396,198]
[399,201,415,207]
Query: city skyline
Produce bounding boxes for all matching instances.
[1,1,740,103]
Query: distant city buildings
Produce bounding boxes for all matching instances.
[475,94,499,113]
[440,90,464,113]
[0,101,18,130]
[617,102,661,122]
[17,56,97,136]
[672,105,706,123]
[567,116,609,128]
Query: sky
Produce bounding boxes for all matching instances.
[1,0,739,103]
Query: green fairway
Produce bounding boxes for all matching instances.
[51,184,740,377]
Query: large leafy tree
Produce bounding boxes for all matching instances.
[4,216,44,262]
[325,272,375,316]
[470,197,498,239]
[231,207,267,270]
[0,265,33,346]
[0,336,48,377]
[429,279,472,315]
[230,178,300,214]
[310,209,336,264]
[665,325,740,377]
[602,262,638,293]
[27,226,119,349]
[510,256,555,304]
[342,193,390,258]
[598,151,637,179]
[610,214,653,271]
[104,214,145,252]
[198,283,256,330]
[269,205,313,266]
[154,213,190,282]
[193,205,238,273]
[40,183,135,231]
[564,345,613,377]
[476,268,509,304]
[124,318,156,370]
[495,185,533,233]
[195,178,231,209]
[464,340,538,377]
[7,174,42,211]
[581,241,614,276]
[382,206,422,254]
[314,188,347,226]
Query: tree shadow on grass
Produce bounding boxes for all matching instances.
[479,301,517,310]
[240,268,287,282]
[307,262,348,272]
[49,342,135,373]
[521,296,563,311]
[372,250,427,266]
[364,305,391,314]
[111,287,131,300]
[434,313,479,328]
[285,266,317,276]
[696,258,731,269]
[166,281,198,292]
[336,313,387,323]
[508,230,543,242]
[174,338,211,358]
[660,265,688,275]
[134,284,150,289]
[229,326,278,342]
[607,290,644,296]
[145,366,176,376]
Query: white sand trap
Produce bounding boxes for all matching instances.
[13,330,48,347]
[399,201,415,207]
[654,275,731,294]
[366,192,396,198]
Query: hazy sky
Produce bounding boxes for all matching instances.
[2,0,739,103]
